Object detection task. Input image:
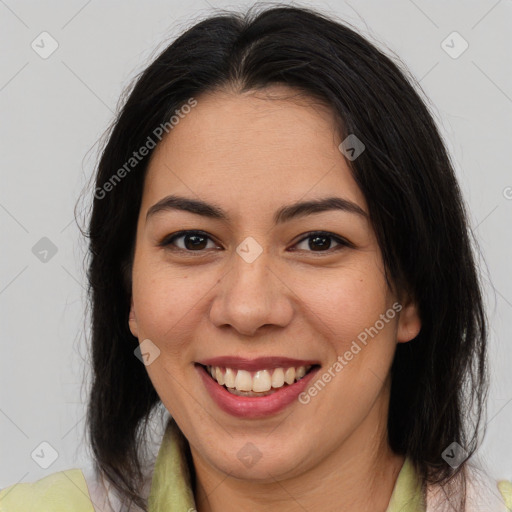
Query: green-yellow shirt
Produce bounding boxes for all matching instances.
[1,420,511,511]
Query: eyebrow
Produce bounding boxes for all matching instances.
[146,194,368,224]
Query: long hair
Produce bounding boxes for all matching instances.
[83,4,488,510]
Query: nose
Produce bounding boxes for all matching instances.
[208,248,294,337]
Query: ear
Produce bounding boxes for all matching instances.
[128,296,139,338]
[396,296,421,343]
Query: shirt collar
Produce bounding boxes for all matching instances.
[148,419,425,512]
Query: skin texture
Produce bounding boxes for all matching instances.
[128,85,422,512]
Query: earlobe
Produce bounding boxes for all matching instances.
[397,299,421,343]
[128,297,138,338]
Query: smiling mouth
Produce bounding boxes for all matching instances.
[198,363,319,397]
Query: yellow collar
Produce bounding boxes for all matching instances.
[148,419,425,511]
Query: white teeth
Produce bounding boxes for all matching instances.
[284,367,296,385]
[271,367,285,388]
[296,366,306,379]
[205,364,313,392]
[252,370,272,392]
[215,367,224,386]
[234,370,253,392]
[224,368,236,388]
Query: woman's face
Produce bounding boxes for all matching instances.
[128,86,421,482]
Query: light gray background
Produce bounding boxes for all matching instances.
[1,0,511,488]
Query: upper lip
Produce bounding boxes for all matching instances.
[197,356,320,371]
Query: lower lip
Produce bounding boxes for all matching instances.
[196,364,320,419]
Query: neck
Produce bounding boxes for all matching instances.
[191,385,405,512]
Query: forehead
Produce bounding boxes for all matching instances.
[141,86,367,220]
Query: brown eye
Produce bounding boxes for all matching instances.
[292,231,351,253]
[160,230,218,252]
[159,230,351,255]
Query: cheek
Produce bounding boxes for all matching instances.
[304,269,398,421]
[131,258,219,352]
[296,263,392,350]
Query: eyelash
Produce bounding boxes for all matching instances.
[158,230,352,255]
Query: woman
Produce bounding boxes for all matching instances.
[1,4,510,512]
